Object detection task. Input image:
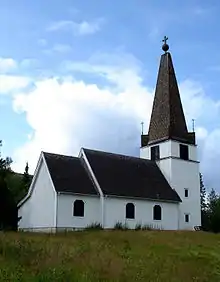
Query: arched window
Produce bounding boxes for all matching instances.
[73,200,84,217]
[153,205,161,220]
[126,203,135,219]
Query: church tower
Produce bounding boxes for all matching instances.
[140,37,201,230]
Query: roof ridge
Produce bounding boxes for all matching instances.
[82,147,153,163]
[43,151,78,160]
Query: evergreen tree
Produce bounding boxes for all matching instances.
[23,162,31,187]
[200,173,206,211]
[207,188,220,233]
[0,140,18,231]
[200,173,208,230]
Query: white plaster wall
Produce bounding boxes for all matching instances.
[57,194,101,229]
[18,158,57,231]
[170,141,197,161]
[140,145,150,159]
[155,146,201,230]
[170,159,201,230]
[103,197,179,230]
[159,141,172,158]
[140,140,171,160]
[140,140,198,162]
[18,199,30,229]
[140,139,201,230]
[156,158,172,185]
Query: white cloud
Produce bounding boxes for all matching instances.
[52,44,72,53]
[10,52,220,192]
[0,58,17,73]
[12,53,152,173]
[47,18,104,35]
[0,75,31,94]
[42,44,72,55]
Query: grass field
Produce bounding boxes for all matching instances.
[0,230,220,281]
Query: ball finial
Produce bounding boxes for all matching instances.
[162,36,169,52]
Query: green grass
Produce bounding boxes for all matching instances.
[0,231,220,281]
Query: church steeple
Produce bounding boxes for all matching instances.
[141,37,195,147]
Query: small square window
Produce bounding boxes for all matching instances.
[184,189,189,198]
[180,144,189,160]
[185,214,189,223]
[151,145,160,161]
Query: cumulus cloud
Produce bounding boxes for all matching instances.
[9,51,220,192]
[44,44,72,54]
[0,58,17,73]
[0,75,31,94]
[12,53,152,173]
[47,18,104,35]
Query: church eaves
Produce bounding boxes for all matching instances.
[141,37,195,147]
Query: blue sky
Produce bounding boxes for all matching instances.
[0,0,220,191]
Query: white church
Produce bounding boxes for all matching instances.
[18,40,201,232]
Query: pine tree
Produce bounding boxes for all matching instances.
[207,188,220,233]
[200,173,206,211]
[200,173,208,230]
[0,140,18,231]
[23,162,30,187]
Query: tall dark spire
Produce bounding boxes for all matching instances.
[141,38,195,147]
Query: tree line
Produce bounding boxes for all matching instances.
[0,141,31,230]
[200,173,220,233]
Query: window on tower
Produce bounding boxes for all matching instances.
[184,189,189,198]
[185,214,190,223]
[179,144,189,160]
[151,145,160,161]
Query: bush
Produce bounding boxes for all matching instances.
[135,223,142,230]
[85,222,103,230]
[114,222,128,230]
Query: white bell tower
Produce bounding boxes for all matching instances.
[140,38,201,230]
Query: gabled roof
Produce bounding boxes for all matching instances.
[43,152,98,195]
[83,148,181,202]
[146,51,195,146]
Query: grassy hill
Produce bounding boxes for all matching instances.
[0,230,219,281]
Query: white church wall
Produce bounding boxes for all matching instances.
[18,198,31,230]
[170,158,201,230]
[170,140,197,161]
[156,158,172,185]
[57,194,101,229]
[140,140,172,160]
[18,158,57,232]
[140,145,150,159]
[140,140,198,162]
[103,197,179,230]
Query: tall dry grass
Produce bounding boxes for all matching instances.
[0,230,219,281]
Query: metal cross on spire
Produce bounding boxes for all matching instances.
[162,36,169,52]
[162,36,168,44]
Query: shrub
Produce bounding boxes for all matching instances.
[135,223,142,230]
[114,222,128,230]
[85,222,103,230]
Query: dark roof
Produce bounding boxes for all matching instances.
[43,152,98,195]
[147,52,195,146]
[83,148,181,202]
